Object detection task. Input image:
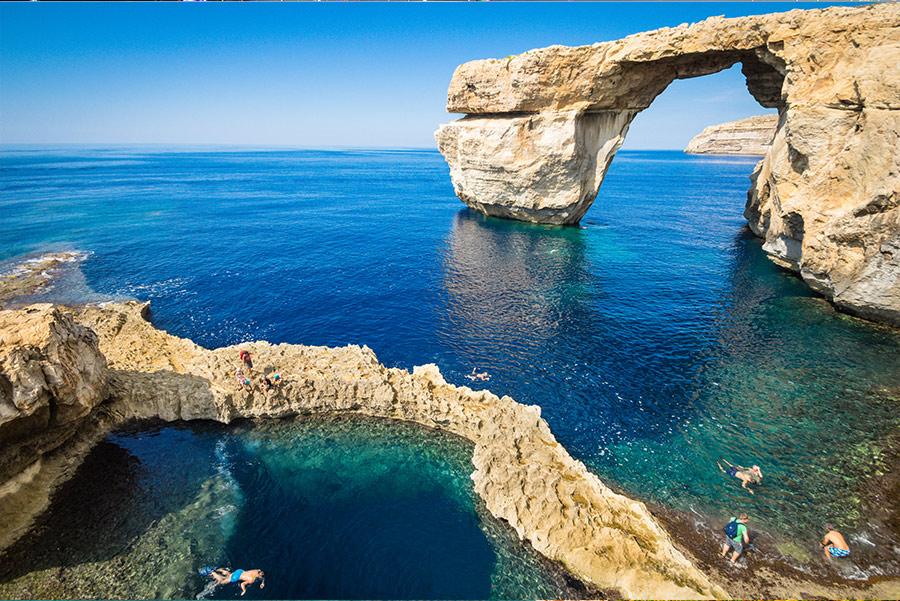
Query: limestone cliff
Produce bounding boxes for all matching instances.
[0,302,726,599]
[435,3,900,326]
[685,115,778,155]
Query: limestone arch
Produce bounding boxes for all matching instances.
[435,4,900,325]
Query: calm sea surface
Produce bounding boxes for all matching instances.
[1,147,898,595]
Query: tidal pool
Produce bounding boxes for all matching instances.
[0,417,589,600]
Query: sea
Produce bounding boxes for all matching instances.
[0,146,898,598]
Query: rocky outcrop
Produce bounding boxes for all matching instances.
[0,302,727,599]
[435,3,900,326]
[685,115,778,155]
[0,305,110,551]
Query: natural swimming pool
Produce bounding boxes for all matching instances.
[1,147,898,586]
[0,418,589,599]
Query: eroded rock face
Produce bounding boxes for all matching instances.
[685,115,778,155]
[0,305,107,442]
[435,3,900,325]
[0,301,726,599]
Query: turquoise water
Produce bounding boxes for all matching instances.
[1,147,898,582]
[0,418,585,599]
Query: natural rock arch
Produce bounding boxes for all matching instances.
[435,4,900,326]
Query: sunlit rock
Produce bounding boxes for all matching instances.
[685,115,778,155]
[435,3,900,325]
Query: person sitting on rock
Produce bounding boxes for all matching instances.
[717,459,762,494]
[209,567,265,596]
[821,524,851,559]
[261,371,282,394]
[235,367,252,390]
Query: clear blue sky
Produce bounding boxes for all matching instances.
[0,2,850,149]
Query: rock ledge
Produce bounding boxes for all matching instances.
[0,302,727,599]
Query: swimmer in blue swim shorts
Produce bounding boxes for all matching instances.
[210,567,266,596]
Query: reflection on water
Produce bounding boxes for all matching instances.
[0,418,589,600]
[441,197,900,575]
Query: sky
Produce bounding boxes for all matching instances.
[0,2,851,149]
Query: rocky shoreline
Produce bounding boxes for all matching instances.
[1,264,899,598]
[1,301,724,599]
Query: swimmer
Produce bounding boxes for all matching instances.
[821,524,851,559]
[209,568,265,596]
[717,459,762,494]
[465,367,491,382]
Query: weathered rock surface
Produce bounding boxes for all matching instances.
[685,115,778,155]
[435,3,900,325]
[0,305,108,458]
[0,302,726,599]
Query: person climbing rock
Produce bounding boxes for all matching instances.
[209,568,266,596]
[821,524,851,559]
[721,514,750,564]
[717,459,762,494]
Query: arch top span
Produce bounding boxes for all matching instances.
[435,3,900,326]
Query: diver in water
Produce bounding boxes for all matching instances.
[209,568,266,596]
[717,459,763,494]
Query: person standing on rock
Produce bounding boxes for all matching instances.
[721,514,750,564]
[239,349,253,372]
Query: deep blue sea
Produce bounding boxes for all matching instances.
[1,147,898,596]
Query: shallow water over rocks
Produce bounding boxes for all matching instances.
[0,417,590,600]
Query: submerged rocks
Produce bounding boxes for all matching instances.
[0,301,727,599]
[435,3,900,326]
[685,115,778,155]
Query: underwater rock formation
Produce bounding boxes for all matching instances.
[435,3,900,326]
[0,301,727,599]
[685,115,778,155]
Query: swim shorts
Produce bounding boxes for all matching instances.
[828,546,850,558]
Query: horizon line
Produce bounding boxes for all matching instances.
[0,143,693,152]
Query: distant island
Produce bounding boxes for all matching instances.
[684,115,778,156]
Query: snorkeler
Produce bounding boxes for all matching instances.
[717,459,763,494]
[209,568,266,596]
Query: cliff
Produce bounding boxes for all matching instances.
[0,302,726,599]
[435,3,900,326]
[685,115,778,155]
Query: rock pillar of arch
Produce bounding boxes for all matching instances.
[435,4,900,326]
